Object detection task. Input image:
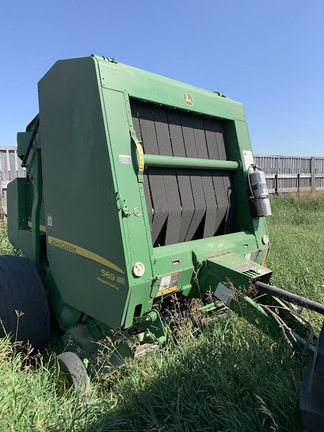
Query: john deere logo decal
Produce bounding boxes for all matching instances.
[184,93,194,106]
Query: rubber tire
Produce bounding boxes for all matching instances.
[0,255,50,351]
[57,352,89,393]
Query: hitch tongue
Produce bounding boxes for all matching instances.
[255,281,324,315]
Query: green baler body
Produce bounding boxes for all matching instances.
[7,55,271,335]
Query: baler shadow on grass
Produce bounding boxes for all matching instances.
[79,313,309,432]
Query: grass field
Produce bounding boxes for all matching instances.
[0,192,323,431]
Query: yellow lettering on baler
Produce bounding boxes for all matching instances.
[101,268,116,281]
[48,236,125,275]
[97,277,119,291]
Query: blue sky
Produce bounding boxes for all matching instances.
[1,0,323,156]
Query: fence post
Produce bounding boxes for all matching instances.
[311,157,316,189]
[0,178,2,216]
[275,173,278,195]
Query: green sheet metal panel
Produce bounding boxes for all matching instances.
[38,58,131,329]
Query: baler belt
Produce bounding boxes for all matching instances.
[179,113,207,241]
[204,119,231,233]
[167,110,197,243]
[130,100,236,246]
[153,108,182,245]
[214,121,236,233]
[191,115,218,238]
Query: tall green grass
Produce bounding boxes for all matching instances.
[0,192,323,431]
[92,317,307,432]
[0,317,308,432]
[267,192,324,331]
[0,221,22,256]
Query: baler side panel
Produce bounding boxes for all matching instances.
[7,178,33,258]
[38,57,129,329]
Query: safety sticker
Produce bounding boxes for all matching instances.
[244,251,258,261]
[117,276,125,285]
[243,150,253,169]
[47,213,53,234]
[119,155,131,164]
[159,272,180,292]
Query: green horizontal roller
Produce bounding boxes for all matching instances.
[143,154,240,171]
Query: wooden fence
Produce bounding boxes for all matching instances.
[0,147,25,211]
[1,147,324,210]
[254,155,324,194]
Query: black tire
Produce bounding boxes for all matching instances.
[0,255,50,351]
[57,351,89,394]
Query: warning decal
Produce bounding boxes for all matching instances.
[244,251,258,261]
[159,272,180,292]
[243,150,254,169]
[47,213,53,234]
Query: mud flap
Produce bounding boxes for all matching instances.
[300,321,324,432]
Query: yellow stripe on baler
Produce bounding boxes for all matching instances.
[27,221,46,232]
[48,235,125,275]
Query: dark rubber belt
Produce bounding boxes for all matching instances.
[136,103,169,246]
[153,107,182,245]
[167,110,196,244]
[192,115,218,238]
[180,113,206,241]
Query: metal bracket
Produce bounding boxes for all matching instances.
[116,192,130,217]
[134,309,166,345]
